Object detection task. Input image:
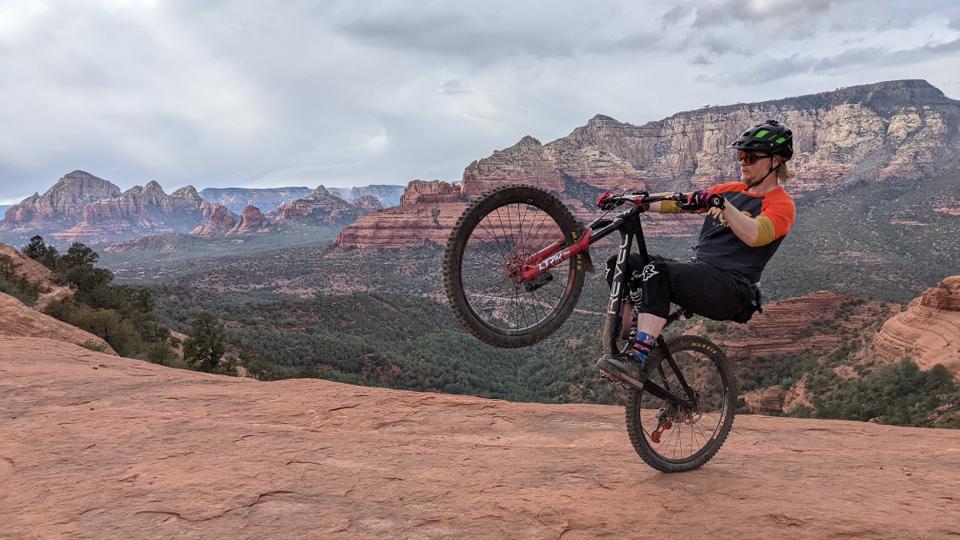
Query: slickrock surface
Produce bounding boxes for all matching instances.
[3,336,960,539]
[0,296,113,353]
[874,276,960,377]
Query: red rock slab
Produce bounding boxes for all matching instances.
[2,335,959,539]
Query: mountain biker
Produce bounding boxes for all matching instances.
[597,119,797,383]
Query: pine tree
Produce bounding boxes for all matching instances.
[183,312,226,372]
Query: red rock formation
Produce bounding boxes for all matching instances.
[3,335,960,539]
[399,180,463,205]
[463,80,960,196]
[335,202,468,248]
[53,181,205,243]
[227,205,270,235]
[462,136,564,198]
[1,170,121,231]
[353,195,382,211]
[873,276,960,377]
[191,203,238,236]
[269,186,361,224]
[704,291,899,361]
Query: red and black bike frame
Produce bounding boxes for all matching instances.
[516,193,700,408]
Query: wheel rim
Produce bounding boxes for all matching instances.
[458,201,577,335]
[637,348,730,463]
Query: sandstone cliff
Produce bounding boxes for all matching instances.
[463,80,960,196]
[706,291,898,362]
[1,171,121,231]
[52,182,205,243]
[190,202,238,236]
[873,276,960,377]
[336,202,467,248]
[199,187,313,214]
[398,180,463,205]
[2,336,958,538]
[328,185,406,207]
[227,205,270,235]
[352,195,382,211]
[336,179,470,248]
[340,80,960,249]
[268,186,361,224]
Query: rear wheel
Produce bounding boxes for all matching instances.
[443,185,586,348]
[624,335,735,472]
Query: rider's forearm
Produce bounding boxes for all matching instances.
[722,204,761,246]
[650,200,682,214]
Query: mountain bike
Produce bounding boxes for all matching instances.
[443,185,735,473]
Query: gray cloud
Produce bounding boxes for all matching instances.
[662,6,693,26]
[0,0,957,201]
[691,0,837,29]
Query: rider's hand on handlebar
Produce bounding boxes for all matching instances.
[678,190,725,211]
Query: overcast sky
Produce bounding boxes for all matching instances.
[1,0,958,202]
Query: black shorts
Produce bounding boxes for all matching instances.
[606,254,757,322]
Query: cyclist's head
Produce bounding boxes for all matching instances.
[731,120,794,182]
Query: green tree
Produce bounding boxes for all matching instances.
[183,311,225,372]
[22,235,58,269]
[55,243,113,295]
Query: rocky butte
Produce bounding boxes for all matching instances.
[268,186,365,224]
[336,79,960,249]
[227,205,270,235]
[52,182,205,243]
[190,202,238,236]
[1,170,122,232]
[335,180,468,248]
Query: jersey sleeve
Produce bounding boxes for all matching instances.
[754,194,796,246]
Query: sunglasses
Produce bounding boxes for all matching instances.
[737,151,771,164]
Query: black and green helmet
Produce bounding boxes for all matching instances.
[730,119,793,160]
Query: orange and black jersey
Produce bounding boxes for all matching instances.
[661,182,796,283]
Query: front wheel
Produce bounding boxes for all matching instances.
[624,335,736,473]
[443,185,586,348]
